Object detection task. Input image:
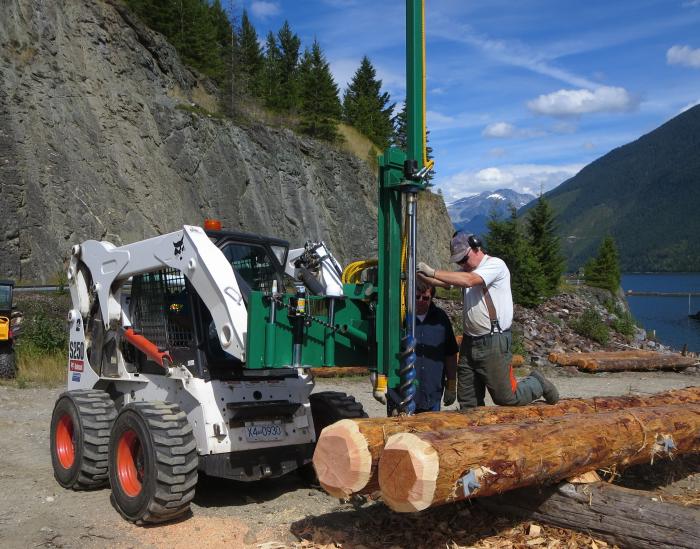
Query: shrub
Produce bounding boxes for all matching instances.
[16,308,67,353]
[611,311,636,338]
[570,308,610,345]
[511,326,527,357]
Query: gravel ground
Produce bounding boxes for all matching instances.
[0,370,698,548]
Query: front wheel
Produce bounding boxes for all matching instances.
[50,390,117,489]
[108,402,198,524]
[0,348,16,379]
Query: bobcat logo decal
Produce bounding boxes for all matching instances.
[173,236,185,260]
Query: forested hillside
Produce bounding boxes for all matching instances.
[542,105,700,272]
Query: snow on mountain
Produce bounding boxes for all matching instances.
[447,188,536,237]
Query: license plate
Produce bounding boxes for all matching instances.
[245,422,285,442]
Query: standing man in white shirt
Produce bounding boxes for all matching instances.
[417,232,559,408]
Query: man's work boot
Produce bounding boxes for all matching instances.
[530,370,560,404]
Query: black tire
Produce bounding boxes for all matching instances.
[0,349,16,379]
[309,391,368,439]
[50,389,117,490]
[108,402,198,524]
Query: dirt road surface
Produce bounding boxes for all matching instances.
[0,370,698,548]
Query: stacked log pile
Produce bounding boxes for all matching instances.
[548,350,698,372]
[314,387,700,546]
[313,387,700,498]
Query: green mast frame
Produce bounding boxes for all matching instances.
[376,0,428,392]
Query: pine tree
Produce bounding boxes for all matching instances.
[486,206,547,308]
[298,41,342,141]
[584,236,622,294]
[343,56,394,149]
[237,9,263,96]
[275,21,302,111]
[527,194,565,296]
[260,31,282,108]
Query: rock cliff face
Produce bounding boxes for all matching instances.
[0,0,453,282]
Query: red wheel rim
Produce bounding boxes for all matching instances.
[55,414,75,469]
[117,429,143,497]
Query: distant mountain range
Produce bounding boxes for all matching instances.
[536,104,700,272]
[448,189,535,237]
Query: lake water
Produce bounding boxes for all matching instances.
[622,273,700,352]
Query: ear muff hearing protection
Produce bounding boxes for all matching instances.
[467,235,482,250]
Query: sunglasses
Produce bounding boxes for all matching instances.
[415,294,432,302]
[457,249,472,265]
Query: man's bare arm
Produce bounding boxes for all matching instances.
[432,269,484,288]
[416,272,451,288]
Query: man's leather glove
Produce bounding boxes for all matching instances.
[443,379,457,406]
[417,261,436,278]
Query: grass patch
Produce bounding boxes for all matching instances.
[176,102,224,119]
[15,346,65,387]
[570,308,610,345]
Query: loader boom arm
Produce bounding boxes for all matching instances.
[68,225,248,360]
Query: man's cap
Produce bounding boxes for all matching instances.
[450,232,474,263]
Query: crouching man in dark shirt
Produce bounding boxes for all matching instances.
[391,280,459,414]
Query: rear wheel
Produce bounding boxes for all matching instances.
[108,402,198,524]
[300,391,368,485]
[50,390,117,489]
[0,348,16,379]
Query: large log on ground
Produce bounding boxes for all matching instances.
[478,481,700,549]
[548,350,698,372]
[377,404,700,512]
[313,387,700,497]
[309,367,369,378]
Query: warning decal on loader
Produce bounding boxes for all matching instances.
[69,359,84,372]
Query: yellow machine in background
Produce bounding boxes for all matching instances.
[0,280,16,379]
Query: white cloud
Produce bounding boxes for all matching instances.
[482,122,515,138]
[683,1,700,7]
[667,45,700,68]
[438,163,584,202]
[489,148,506,158]
[527,86,634,116]
[250,1,281,20]
[426,110,488,131]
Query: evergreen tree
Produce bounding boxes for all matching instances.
[237,9,263,96]
[391,100,434,180]
[527,194,565,296]
[584,236,622,294]
[259,31,281,108]
[275,21,302,111]
[298,41,342,141]
[486,206,547,308]
[343,56,394,149]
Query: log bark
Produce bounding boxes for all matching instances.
[377,404,700,512]
[313,386,700,497]
[548,350,698,372]
[478,481,700,549]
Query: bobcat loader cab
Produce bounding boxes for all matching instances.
[51,224,366,523]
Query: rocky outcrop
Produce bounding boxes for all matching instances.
[0,0,453,282]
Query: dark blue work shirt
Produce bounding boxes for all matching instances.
[414,303,459,411]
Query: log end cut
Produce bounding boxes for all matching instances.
[378,432,439,513]
[313,419,372,498]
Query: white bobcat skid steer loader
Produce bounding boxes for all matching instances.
[50,225,366,524]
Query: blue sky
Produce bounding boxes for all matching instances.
[236,0,700,203]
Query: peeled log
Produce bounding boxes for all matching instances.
[377,404,700,512]
[548,350,698,372]
[313,386,700,497]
